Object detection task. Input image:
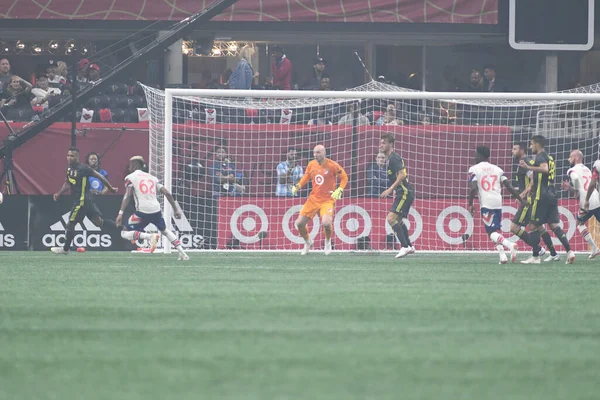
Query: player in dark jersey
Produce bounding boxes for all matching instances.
[519,135,575,264]
[379,133,415,259]
[510,142,558,260]
[50,147,119,254]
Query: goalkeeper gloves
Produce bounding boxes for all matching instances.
[291,185,299,196]
[331,187,344,200]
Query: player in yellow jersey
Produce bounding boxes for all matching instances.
[291,144,348,255]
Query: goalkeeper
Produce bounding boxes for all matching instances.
[291,144,348,255]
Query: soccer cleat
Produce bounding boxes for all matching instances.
[565,250,575,264]
[178,254,190,261]
[544,254,560,262]
[149,233,160,253]
[588,248,600,259]
[50,247,69,255]
[300,239,313,256]
[407,246,416,255]
[538,247,547,257]
[521,256,541,264]
[510,244,518,263]
[324,239,332,255]
[499,254,508,264]
[395,247,410,259]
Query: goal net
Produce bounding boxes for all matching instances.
[141,82,600,253]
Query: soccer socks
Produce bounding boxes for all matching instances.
[540,229,558,256]
[529,230,541,257]
[552,226,571,252]
[496,244,506,257]
[401,223,412,247]
[121,230,153,241]
[490,232,514,249]
[63,228,75,252]
[162,229,187,257]
[578,224,599,251]
[390,220,409,248]
[323,224,332,240]
[514,227,532,246]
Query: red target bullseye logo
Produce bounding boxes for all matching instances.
[314,174,324,185]
[436,206,474,245]
[282,205,320,244]
[230,204,269,244]
[334,205,372,244]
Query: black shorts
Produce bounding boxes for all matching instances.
[68,200,102,224]
[512,201,531,226]
[530,198,559,225]
[390,183,415,218]
[577,207,600,224]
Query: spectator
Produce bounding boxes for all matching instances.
[271,46,292,90]
[86,152,109,195]
[467,69,484,92]
[307,109,332,126]
[0,58,12,90]
[31,76,62,109]
[366,152,389,197]
[275,147,303,197]
[338,101,369,126]
[88,64,101,84]
[77,59,90,86]
[319,76,331,91]
[46,66,67,88]
[483,64,507,92]
[228,45,258,90]
[209,146,246,197]
[304,57,327,90]
[0,75,33,121]
[376,104,404,126]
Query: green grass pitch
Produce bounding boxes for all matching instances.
[1,251,599,400]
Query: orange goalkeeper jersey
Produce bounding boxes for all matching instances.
[297,158,348,202]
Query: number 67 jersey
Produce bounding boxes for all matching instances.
[468,162,507,210]
[124,169,164,214]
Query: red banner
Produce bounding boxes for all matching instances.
[218,198,590,252]
[0,0,498,23]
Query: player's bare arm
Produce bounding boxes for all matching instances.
[467,180,478,216]
[380,169,406,198]
[160,187,182,219]
[520,160,548,174]
[503,180,529,206]
[115,186,133,226]
[53,178,70,201]
[91,170,118,193]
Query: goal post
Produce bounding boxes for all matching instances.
[143,82,600,253]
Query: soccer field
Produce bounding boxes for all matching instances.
[1,252,599,400]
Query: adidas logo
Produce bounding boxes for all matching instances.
[42,211,111,248]
[135,213,204,249]
[0,222,16,248]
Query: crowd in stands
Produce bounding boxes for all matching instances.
[0,57,148,123]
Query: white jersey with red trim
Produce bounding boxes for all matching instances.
[468,161,507,210]
[124,169,164,214]
[568,163,600,210]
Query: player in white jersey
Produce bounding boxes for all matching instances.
[115,156,189,261]
[565,151,600,259]
[468,146,528,264]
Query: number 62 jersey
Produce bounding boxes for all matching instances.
[124,169,164,214]
[468,161,508,210]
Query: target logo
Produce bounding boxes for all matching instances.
[500,205,519,243]
[334,205,372,244]
[385,208,423,243]
[229,204,269,244]
[436,206,474,245]
[314,174,324,185]
[281,205,320,244]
